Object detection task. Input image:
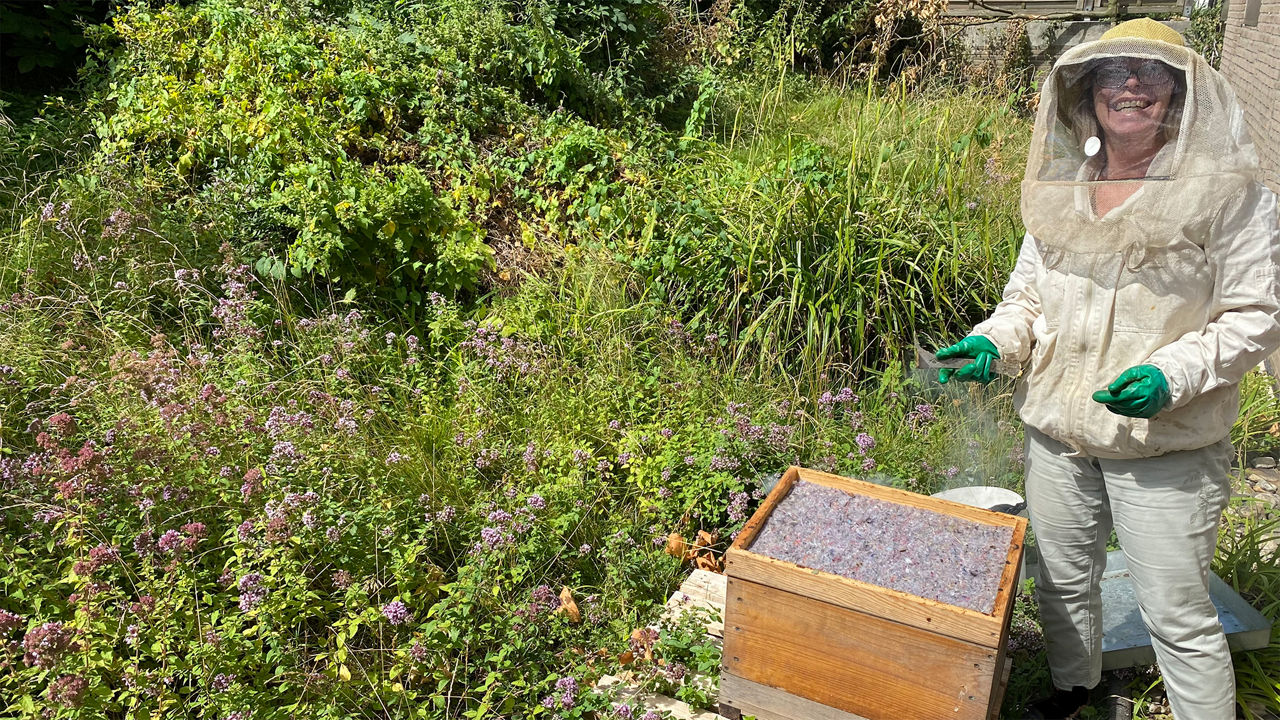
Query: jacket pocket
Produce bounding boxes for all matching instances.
[1113,242,1212,334]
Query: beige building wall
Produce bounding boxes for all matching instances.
[1219,3,1280,376]
[1221,0,1280,194]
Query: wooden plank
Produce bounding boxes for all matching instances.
[791,467,1023,531]
[733,466,799,550]
[663,569,728,638]
[989,519,1027,622]
[986,656,1014,720]
[679,569,727,607]
[719,672,872,720]
[721,577,1000,720]
[725,548,1004,647]
[983,568,1020,720]
[718,661,1015,720]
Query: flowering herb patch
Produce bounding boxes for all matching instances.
[748,480,1014,613]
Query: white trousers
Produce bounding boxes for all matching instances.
[1023,427,1235,720]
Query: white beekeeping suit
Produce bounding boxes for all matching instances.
[976,21,1280,459]
[951,18,1280,720]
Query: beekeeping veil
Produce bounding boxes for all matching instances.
[1022,18,1259,254]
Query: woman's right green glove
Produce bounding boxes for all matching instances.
[935,336,1001,384]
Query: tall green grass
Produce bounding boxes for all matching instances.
[1216,506,1280,719]
[621,75,1031,389]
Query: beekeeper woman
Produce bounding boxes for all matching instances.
[934,18,1280,720]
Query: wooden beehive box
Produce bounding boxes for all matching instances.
[720,466,1028,720]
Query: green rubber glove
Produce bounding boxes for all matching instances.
[1090,365,1171,419]
[935,336,1000,385]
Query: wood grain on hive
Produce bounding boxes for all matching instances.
[719,466,1027,720]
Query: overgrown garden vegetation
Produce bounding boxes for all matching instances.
[1,1,1277,718]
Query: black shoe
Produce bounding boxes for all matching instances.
[1024,685,1090,719]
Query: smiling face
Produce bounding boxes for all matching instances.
[1091,58,1176,149]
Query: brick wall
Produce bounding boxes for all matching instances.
[1221,0,1280,194]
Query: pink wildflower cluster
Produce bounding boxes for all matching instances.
[726,490,750,522]
[31,415,112,502]
[985,155,1013,185]
[0,609,25,635]
[855,432,876,454]
[46,674,88,707]
[854,432,878,471]
[284,490,319,509]
[423,503,456,526]
[269,441,302,469]
[708,452,739,472]
[212,673,235,692]
[1009,444,1026,468]
[72,543,121,576]
[522,441,539,472]
[109,344,184,406]
[211,261,263,342]
[665,318,693,344]
[1007,606,1045,655]
[136,521,206,560]
[817,387,858,416]
[237,574,268,612]
[471,501,539,554]
[382,600,412,625]
[46,412,76,437]
[22,621,74,669]
[459,321,545,381]
[265,404,315,438]
[130,595,156,616]
[528,585,560,614]
[906,403,938,433]
[541,676,579,710]
[156,529,184,554]
[474,447,500,470]
[722,402,795,457]
[241,468,263,500]
[101,208,140,239]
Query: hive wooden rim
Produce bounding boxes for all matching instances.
[727,466,1027,645]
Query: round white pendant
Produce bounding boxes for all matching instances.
[1084,136,1102,157]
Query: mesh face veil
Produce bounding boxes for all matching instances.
[1022,34,1259,254]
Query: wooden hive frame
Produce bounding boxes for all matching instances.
[719,466,1028,720]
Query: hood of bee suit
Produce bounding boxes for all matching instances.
[1021,20,1259,254]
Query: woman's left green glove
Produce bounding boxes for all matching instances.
[935,336,1000,384]
[1091,365,1171,419]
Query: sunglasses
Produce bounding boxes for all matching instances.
[1092,60,1175,89]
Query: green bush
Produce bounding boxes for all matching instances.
[264,159,491,301]
[1185,1,1225,69]
[88,0,515,304]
